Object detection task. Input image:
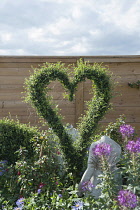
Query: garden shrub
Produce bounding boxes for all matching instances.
[0,117,40,164]
[0,130,67,206]
[1,123,140,209]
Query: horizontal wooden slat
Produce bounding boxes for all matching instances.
[0,63,43,68]
[113,75,140,84]
[100,107,140,123]
[0,114,75,125]
[0,101,29,108]
[1,55,140,63]
[0,61,78,69]
[0,106,75,116]
[0,56,79,63]
[84,55,140,63]
[84,93,140,107]
[0,89,24,93]
[107,63,140,75]
[0,109,35,116]
[0,76,27,84]
[0,99,75,109]
[0,85,24,93]
[83,82,140,97]
[0,68,33,76]
[0,93,24,100]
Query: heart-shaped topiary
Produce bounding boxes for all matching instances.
[24,59,112,178]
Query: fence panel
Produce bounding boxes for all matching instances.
[0,56,140,135]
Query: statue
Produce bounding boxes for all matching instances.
[78,136,122,198]
[66,124,80,142]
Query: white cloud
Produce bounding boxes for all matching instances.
[71,6,83,19]
[89,29,102,38]
[70,43,88,54]
[0,49,28,55]
[47,17,76,35]
[0,32,12,42]
[0,49,9,54]
[97,0,140,33]
[39,0,64,2]
[28,28,45,41]
[70,37,89,54]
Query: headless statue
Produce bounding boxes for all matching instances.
[78,136,122,198]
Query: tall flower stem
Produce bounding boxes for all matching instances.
[100,155,117,200]
[124,140,140,195]
[132,153,136,176]
[130,153,139,193]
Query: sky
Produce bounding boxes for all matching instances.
[0,0,140,56]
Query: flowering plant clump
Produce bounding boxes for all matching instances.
[92,143,112,157]
[117,190,138,208]
[126,140,140,153]
[121,138,140,196]
[1,122,140,209]
[119,124,135,138]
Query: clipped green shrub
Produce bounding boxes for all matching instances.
[0,118,40,164]
[24,59,113,179]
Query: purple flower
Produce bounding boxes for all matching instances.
[126,140,140,153]
[119,124,135,138]
[81,181,94,192]
[92,143,112,156]
[37,188,42,194]
[15,197,24,209]
[58,194,62,198]
[71,201,83,210]
[117,190,138,208]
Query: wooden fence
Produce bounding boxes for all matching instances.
[0,56,140,135]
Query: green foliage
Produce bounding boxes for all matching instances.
[24,59,113,178]
[128,80,140,89]
[0,131,65,206]
[120,151,140,196]
[0,118,40,164]
[102,115,126,147]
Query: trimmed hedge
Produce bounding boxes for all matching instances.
[0,118,40,164]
